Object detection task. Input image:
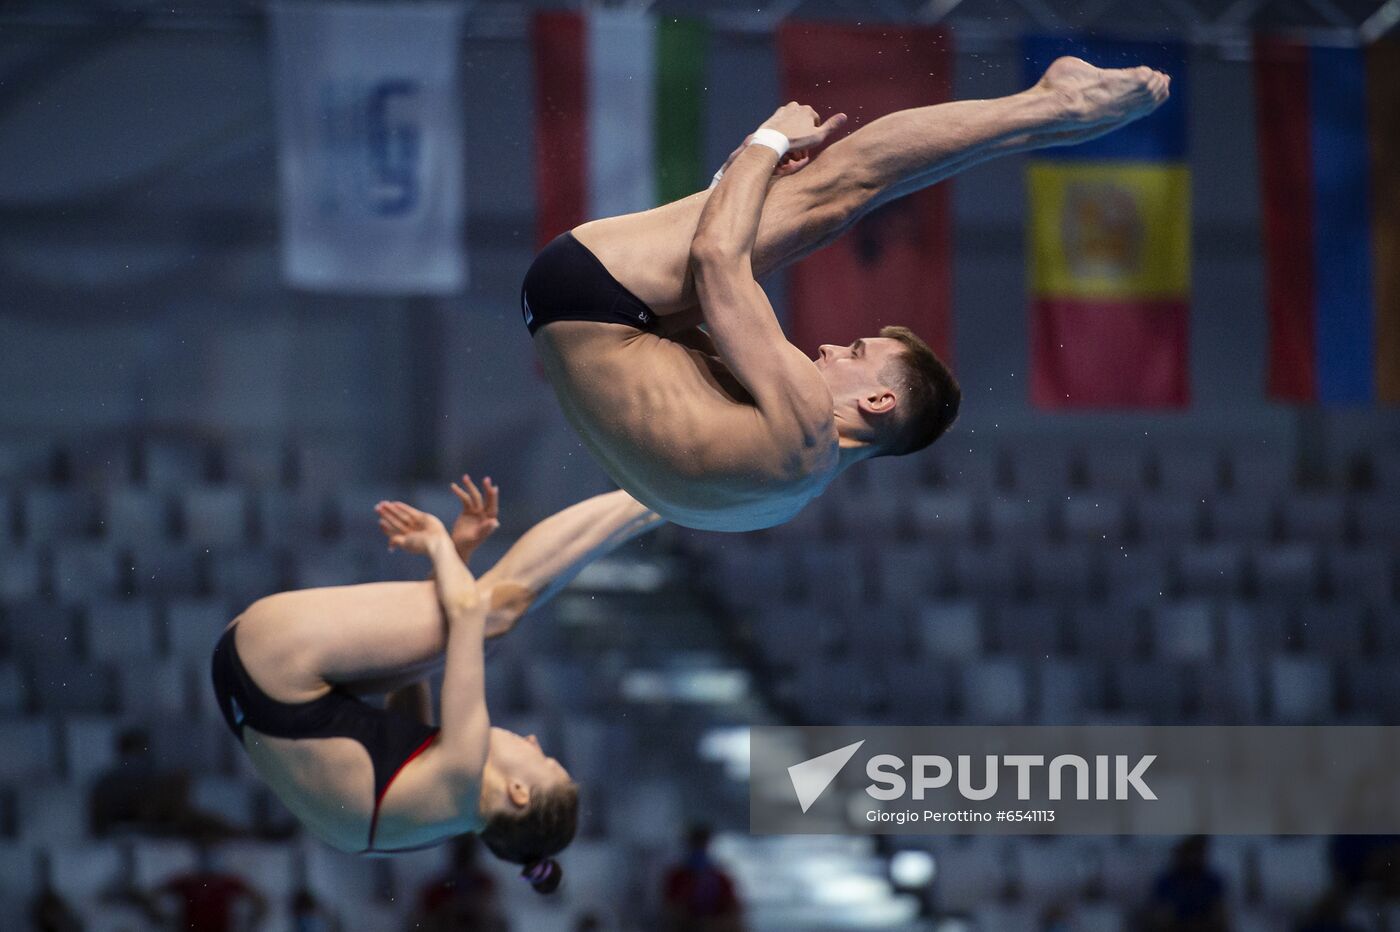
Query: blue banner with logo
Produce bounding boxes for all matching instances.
[270,2,466,293]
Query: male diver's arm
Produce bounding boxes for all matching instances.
[690,105,845,416]
[477,490,663,637]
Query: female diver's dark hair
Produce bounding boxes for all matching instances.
[479,782,579,895]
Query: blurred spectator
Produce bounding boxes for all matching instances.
[1295,885,1366,932]
[150,844,267,932]
[29,883,82,932]
[89,727,238,840]
[1143,836,1229,932]
[409,835,506,932]
[291,884,343,932]
[661,824,744,932]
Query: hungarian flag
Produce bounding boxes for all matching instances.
[777,22,954,360]
[531,10,708,248]
[1024,38,1191,409]
[1256,38,1400,406]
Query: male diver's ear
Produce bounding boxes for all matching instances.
[508,780,532,810]
[860,390,897,416]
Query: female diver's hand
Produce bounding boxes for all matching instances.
[375,500,451,555]
[449,473,499,563]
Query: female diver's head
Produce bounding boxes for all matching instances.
[478,726,578,894]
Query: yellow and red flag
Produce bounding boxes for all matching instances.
[1025,38,1190,409]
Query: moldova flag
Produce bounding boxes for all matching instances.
[532,10,709,248]
[1024,38,1191,409]
[1255,38,1400,406]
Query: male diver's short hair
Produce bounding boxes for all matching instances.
[876,325,961,456]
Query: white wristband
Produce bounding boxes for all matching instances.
[748,128,791,159]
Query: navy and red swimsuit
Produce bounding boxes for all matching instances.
[211,625,439,853]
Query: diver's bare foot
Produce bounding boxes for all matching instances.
[1033,56,1170,145]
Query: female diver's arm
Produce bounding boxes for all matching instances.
[477,490,664,637]
[377,501,490,774]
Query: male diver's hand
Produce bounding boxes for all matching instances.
[759,101,847,165]
[449,473,500,563]
[375,500,450,555]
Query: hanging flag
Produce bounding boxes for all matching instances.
[268,2,467,294]
[532,10,709,247]
[1256,37,1400,406]
[1024,37,1190,409]
[777,21,954,360]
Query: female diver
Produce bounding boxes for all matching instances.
[210,476,660,892]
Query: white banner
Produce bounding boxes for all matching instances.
[270,2,466,293]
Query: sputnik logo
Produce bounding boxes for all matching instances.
[787,740,865,813]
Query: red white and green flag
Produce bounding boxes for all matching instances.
[532,9,709,247]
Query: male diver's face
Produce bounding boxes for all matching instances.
[490,726,571,788]
[814,336,903,406]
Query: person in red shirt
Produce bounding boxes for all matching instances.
[153,846,267,932]
[662,825,744,932]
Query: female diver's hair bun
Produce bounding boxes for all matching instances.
[522,858,562,894]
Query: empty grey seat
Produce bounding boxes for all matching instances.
[62,716,119,782]
[1,602,81,658]
[1082,446,1150,492]
[1070,603,1145,660]
[1156,448,1224,495]
[128,545,204,597]
[0,662,24,714]
[329,484,408,541]
[0,548,45,602]
[167,599,233,660]
[1222,602,1295,656]
[51,541,124,602]
[1228,448,1297,495]
[885,659,955,718]
[1134,496,1204,546]
[916,600,983,660]
[1268,657,1335,723]
[1341,661,1400,718]
[1373,607,1400,656]
[288,545,372,591]
[958,657,1029,723]
[1355,495,1400,546]
[0,718,58,780]
[254,489,331,543]
[831,487,907,539]
[208,548,286,604]
[142,438,211,488]
[987,600,1064,657]
[1178,544,1246,597]
[1325,548,1394,603]
[22,488,96,542]
[1196,659,1265,722]
[1208,496,1277,543]
[711,543,787,610]
[987,496,1052,544]
[101,487,172,544]
[48,844,123,902]
[1280,494,1350,543]
[181,487,251,546]
[1148,601,1217,661]
[931,444,1002,493]
[15,784,87,843]
[1027,547,1098,599]
[1111,661,1191,721]
[951,545,1024,598]
[1004,446,1077,495]
[1253,544,1321,601]
[224,438,289,486]
[790,543,866,610]
[1102,547,1174,602]
[1034,659,1107,723]
[1297,603,1368,658]
[909,490,977,541]
[28,660,117,714]
[1060,495,1128,543]
[0,437,58,483]
[876,545,947,604]
[86,600,160,660]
